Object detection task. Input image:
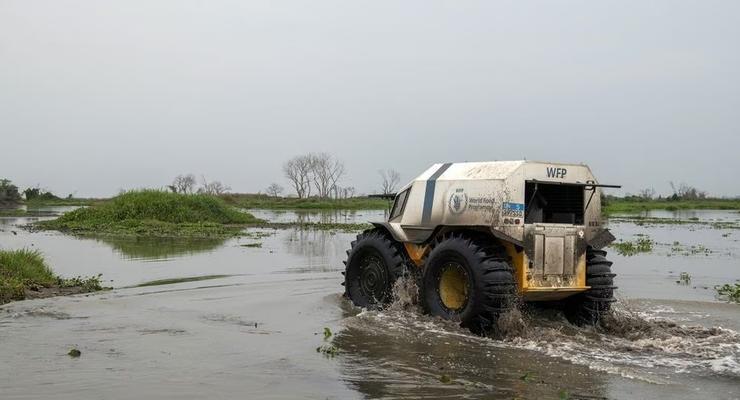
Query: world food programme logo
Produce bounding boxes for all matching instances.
[448,189,468,214]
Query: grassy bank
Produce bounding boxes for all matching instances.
[221,194,390,210]
[604,198,740,214]
[0,249,103,304]
[37,190,263,237]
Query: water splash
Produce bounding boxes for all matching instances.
[342,293,740,381]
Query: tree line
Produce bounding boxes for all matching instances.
[0,179,69,204]
[630,182,709,201]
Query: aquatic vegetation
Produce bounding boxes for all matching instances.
[0,249,103,304]
[316,327,338,357]
[677,272,691,285]
[715,283,740,303]
[316,344,339,357]
[59,274,104,292]
[669,243,713,257]
[37,190,263,238]
[240,243,262,248]
[610,237,653,256]
[68,348,81,358]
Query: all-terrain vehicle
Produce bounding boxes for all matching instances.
[343,161,620,330]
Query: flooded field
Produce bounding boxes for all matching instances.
[1,208,739,399]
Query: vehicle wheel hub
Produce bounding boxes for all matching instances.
[359,255,388,301]
[439,262,468,311]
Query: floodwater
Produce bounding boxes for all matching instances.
[0,208,738,399]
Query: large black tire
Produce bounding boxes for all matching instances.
[343,229,410,308]
[565,248,617,325]
[421,233,516,332]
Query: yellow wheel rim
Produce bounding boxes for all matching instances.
[439,263,468,311]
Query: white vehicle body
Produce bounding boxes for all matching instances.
[375,160,617,301]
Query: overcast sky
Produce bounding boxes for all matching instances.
[1,1,739,198]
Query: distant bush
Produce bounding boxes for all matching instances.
[0,179,21,204]
[23,187,60,201]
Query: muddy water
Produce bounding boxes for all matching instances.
[0,208,739,399]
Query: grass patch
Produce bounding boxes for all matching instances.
[0,249,103,304]
[715,283,740,303]
[36,190,262,238]
[610,237,653,256]
[604,198,740,215]
[221,193,390,210]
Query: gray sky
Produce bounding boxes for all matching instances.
[2,0,739,198]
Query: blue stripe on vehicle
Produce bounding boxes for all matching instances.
[421,162,453,224]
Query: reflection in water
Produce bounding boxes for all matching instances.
[94,235,227,261]
[279,228,348,273]
[248,209,388,224]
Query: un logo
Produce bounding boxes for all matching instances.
[448,190,468,214]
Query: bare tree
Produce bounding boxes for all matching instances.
[310,153,345,198]
[198,176,231,195]
[172,174,196,194]
[283,155,313,198]
[266,183,284,198]
[669,181,707,200]
[637,187,656,200]
[379,169,401,195]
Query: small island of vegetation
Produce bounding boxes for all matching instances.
[37,190,263,238]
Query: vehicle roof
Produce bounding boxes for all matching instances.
[413,160,589,181]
